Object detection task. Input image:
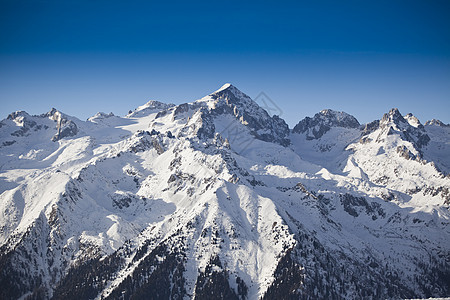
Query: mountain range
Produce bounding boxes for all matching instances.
[0,83,449,299]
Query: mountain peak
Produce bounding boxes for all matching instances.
[403,113,422,128]
[7,110,31,122]
[373,108,431,149]
[209,83,245,100]
[43,107,64,119]
[292,109,360,139]
[381,108,406,125]
[201,83,290,146]
[207,83,252,108]
[378,108,412,133]
[319,109,360,125]
[213,83,233,93]
[127,100,174,118]
[425,119,449,127]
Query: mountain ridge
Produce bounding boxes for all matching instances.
[0,84,449,299]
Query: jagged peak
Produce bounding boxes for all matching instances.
[209,83,251,103]
[213,83,233,93]
[142,100,173,108]
[5,111,34,128]
[207,83,271,121]
[3,108,78,142]
[6,108,68,124]
[378,108,430,133]
[127,100,175,117]
[7,110,31,121]
[205,83,261,116]
[92,112,114,118]
[87,112,115,122]
[292,109,360,139]
[403,113,422,128]
[318,109,360,126]
[139,100,174,111]
[378,108,410,132]
[364,109,423,136]
[425,119,449,127]
[44,107,62,118]
[320,108,335,114]
[372,108,431,149]
[6,108,70,123]
[192,84,290,146]
[42,108,74,124]
[381,108,406,125]
[47,107,59,115]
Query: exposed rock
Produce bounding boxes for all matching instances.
[293,109,360,140]
[361,119,380,136]
[209,84,290,146]
[44,108,79,141]
[7,111,39,137]
[1,140,16,147]
[425,119,450,127]
[172,103,190,119]
[152,138,165,155]
[376,108,430,149]
[127,100,175,117]
[340,193,385,219]
[404,113,423,128]
[397,145,419,161]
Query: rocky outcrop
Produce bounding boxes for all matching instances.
[377,108,430,149]
[87,112,115,122]
[404,113,423,128]
[425,119,450,127]
[292,109,360,140]
[127,100,175,118]
[45,108,79,142]
[208,84,290,146]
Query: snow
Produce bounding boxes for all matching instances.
[213,83,232,93]
[0,86,449,299]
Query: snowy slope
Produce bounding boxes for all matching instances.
[0,84,449,300]
[423,120,450,175]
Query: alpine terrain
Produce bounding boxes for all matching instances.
[0,84,449,299]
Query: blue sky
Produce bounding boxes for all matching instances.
[1,0,449,126]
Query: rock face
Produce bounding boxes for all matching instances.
[376,108,430,149]
[45,109,79,142]
[4,109,78,142]
[208,84,290,146]
[292,109,360,140]
[7,111,39,137]
[425,119,450,127]
[0,85,449,300]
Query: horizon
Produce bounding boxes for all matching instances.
[1,0,449,126]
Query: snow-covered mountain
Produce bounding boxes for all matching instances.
[0,84,449,299]
[292,109,360,140]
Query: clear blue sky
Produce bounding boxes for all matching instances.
[1,0,449,126]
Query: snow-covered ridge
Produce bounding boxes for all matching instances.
[127,100,175,118]
[2,108,79,143]
[206,83,290,146]
[425,119,450,127]
[292,108,360,140]
[88,111,115,122]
